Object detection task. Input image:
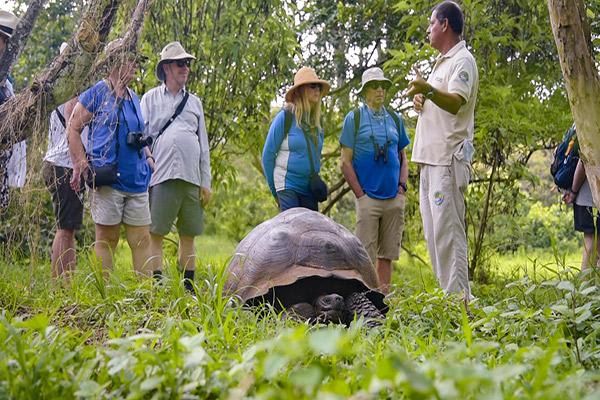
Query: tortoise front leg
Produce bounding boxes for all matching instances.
[282,302,316,321]
[344,292,384,327]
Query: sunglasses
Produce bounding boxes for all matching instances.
[306,83,322,91]
[169,59,191,68]
[365,81,387,90]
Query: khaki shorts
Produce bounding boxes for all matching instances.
[149,179,204,237]
[90,186,150,226]
[355,193,406,262]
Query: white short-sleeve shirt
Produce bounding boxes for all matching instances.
[412,41,479,166]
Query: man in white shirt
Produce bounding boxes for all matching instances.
[407,1,479,305]
[141,42,212,292]
[0,9,26,213]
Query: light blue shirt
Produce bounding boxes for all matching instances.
[339,106,410,199]
[262,109,324,197]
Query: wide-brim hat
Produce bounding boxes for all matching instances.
[155,41,196,82]
[103,38,148,65]
[357,67,392,94]
[0,10,19,39]
[285,66,330,103]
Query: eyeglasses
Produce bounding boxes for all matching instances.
[366,81,387,90]
[306,83,322,91]
[169,59,191,68]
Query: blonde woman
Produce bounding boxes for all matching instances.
[262,67,330,211]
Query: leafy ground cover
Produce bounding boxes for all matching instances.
[0,236,598,399]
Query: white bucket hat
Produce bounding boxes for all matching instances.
[0,10,18,39]
[357,67,392,94]
[155,41,196,82]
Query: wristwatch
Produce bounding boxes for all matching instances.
[399,182,408,192]
[425,86,435,99]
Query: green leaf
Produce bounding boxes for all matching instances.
[75,380,103,398]
[289,364,325,394]
[140,376,164,392]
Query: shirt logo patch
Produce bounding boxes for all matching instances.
[433,191,444,206]
[458,71,469,83]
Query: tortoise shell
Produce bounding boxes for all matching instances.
[225,208,386,312]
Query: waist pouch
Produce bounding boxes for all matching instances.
[86,163,119,188]
[310,174,328,202]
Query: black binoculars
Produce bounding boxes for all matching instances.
[126,131,153,149]
[374,141,390,163]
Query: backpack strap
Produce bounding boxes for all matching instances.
[351,108,361,162]
[388,109,401,134]
[284,108,293,136]
[55,107,66,129]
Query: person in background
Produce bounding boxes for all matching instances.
[339,67,410,294]
[407,1,479,306]
[262,66,330,212]
[141,42,212,292]
[68,39,152,276]
[563,158,600,275]
[43,43,89,279]
[0,9,26,214]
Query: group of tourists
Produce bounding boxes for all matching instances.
[41,38,211,292]
[262,1,478,302]
[0,1,480,302]
[11,0,592,304]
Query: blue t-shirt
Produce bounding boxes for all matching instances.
[79,80,150,193]
[339,106,410,199]
[262,110,324,197]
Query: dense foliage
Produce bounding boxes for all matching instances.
[0,253,598,398]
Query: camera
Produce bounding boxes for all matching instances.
[126,131,153,149]
[374,141,390,163]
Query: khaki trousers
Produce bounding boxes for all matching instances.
[355,194,406,263]
[419,157,471,298]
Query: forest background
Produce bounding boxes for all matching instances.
[4,0,597,281]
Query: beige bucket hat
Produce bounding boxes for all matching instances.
[0,10,18,39]
[155,41,196,81]
[285,66,330,103]
[357,67,392,94]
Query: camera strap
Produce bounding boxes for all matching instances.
[153,91,190,149]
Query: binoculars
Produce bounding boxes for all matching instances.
[126,131,153,149]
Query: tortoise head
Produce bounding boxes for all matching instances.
[313,293,346,324]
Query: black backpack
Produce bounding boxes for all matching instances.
[550,124,579,190]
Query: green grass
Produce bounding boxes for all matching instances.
[0,235,598,399]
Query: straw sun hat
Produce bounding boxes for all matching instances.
[155,41,196,82]
[285,67,330,103]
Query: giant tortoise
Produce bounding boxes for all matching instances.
[225,208,387,325]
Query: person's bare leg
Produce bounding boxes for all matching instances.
[179,235,196,292]
[582,232,594,270]
[94,224,120,273]
[125,224,152,277]
[149,233,164,274]
[51,228,77,278]
[179,235,196,271]
[376,258,392,294]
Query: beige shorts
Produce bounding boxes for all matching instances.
[355,193,406,262]
[90,186,151,226]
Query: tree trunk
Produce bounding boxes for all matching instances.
[547,0,600,209]
[0,0,49,83]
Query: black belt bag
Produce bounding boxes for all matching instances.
[302,128,328,202]
[86,163,119,188]
[309,173,328,202]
